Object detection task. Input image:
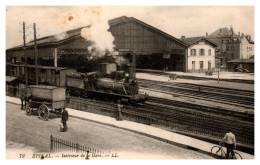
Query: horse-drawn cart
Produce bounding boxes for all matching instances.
[25,85,66,121]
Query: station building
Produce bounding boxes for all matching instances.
[108,16,188,71]
[6,15,197,87]
[206,27,238,71]
[181,36,218,73]
[5,26,91,86]
[226,35,254,72]
[226,35,254,61]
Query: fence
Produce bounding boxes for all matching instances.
[50,135,109,155]
[6,85,20,97]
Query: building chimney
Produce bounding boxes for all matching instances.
[238,32,240,36]
[181,36,185,41]
[230,26,234,36]
[242,33,244,38]
[206,32,208,37]
[245,35,249,40]
[249,35,251,41]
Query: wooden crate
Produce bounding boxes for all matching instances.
[29,85,66,101]
[67,77,85,89]
[99,63,117,75]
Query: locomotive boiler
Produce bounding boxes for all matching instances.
[66,69,147,103]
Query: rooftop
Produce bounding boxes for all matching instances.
[109,16,188,47]
[7,25,91,51]
[181,36,218,47]
[208,27,238,38]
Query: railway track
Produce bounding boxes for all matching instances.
[146,96,253,122]
[68,96,254,147]
[138,79,254,109]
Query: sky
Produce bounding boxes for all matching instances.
[6,6,254,49]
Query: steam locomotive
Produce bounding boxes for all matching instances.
[66,63,148,104]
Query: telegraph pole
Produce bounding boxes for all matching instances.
[218,62,220,83]
[22,22,28,88]
[33,23,39,85]
[132,50,136,79]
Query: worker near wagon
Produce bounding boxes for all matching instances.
[61,108,69,132]
[20,85,31,110]
[66,90,70,105]
[116,100,123,121]
[221,130,236,159]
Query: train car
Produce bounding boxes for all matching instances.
[66,72,97,96]
[66,71,148,104]
[6,62,76,87]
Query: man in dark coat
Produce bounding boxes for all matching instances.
[61,109,69,132]
[117,100,123,121]
[19,85,31,110]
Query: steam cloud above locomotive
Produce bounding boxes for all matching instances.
[80,21,116,58]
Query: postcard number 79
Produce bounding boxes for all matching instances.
[19,154,25,158]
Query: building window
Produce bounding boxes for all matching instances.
[200,61,204,69]
[191,49,196,56]
[199,49,205,56]
[208,49,211,56]
[227,46,229,51]
[208,61,211,70]
[231,53,234,59]
[231,46,234,50]
[192,61,195,70]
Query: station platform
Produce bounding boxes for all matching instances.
[6,96,254,159]
[137,69,254,81]
[136,72,254,91]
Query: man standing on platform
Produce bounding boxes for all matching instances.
[117,100,123,121]
[61,108,69,132]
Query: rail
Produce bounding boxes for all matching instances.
[68,96,254,146]
[138,79,254,108]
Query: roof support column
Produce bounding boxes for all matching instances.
[185,48,188,72]
[54,48,58,67]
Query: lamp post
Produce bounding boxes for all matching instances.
[218,63,220,83]
[217,63,223,83]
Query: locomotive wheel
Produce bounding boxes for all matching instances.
[38,104,49,121]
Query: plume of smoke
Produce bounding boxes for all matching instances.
[81,21,115,53]
[54,32,68,41]
[115,56,129,67]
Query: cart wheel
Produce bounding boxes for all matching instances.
[38,104,49,121]
[26,104,32,116]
